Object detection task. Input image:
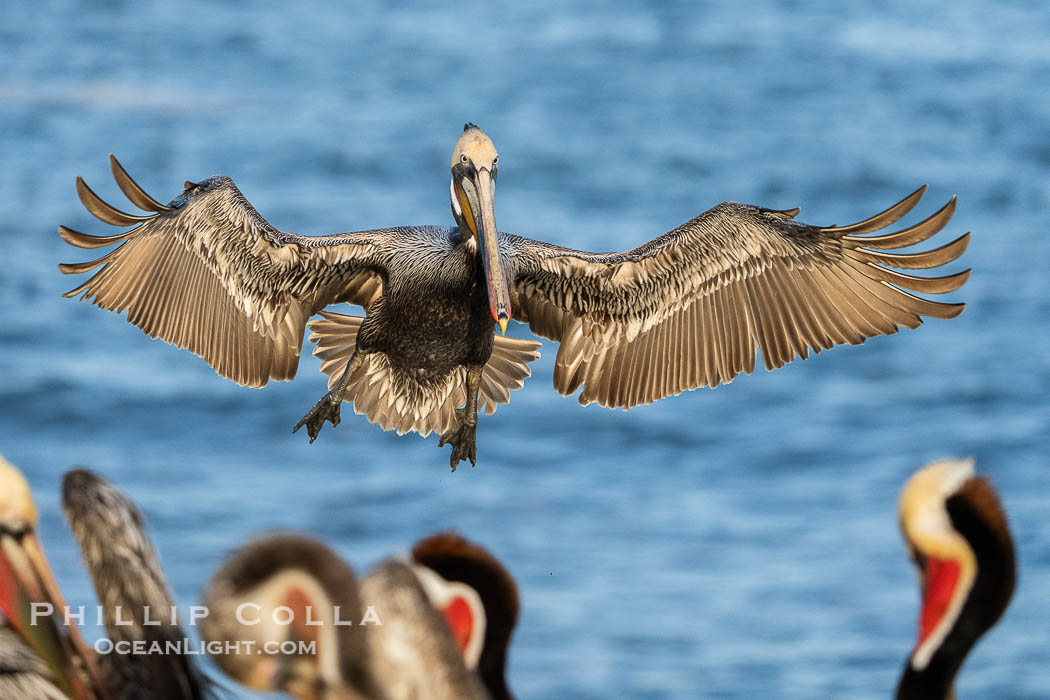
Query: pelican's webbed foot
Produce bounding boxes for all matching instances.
[293,392,342,444]
[439,408,477,471]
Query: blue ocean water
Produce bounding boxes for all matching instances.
[1,1,1048,697]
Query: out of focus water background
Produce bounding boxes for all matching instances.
[2,1,1048,697]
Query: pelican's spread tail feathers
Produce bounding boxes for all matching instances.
[308,312,540,437]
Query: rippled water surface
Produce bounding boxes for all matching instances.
[2,1,1048,697]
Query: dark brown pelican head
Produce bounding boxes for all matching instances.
[449,123,511,334]
[411,532,519,700]
[201,534,380,700]
[0,458,108,700]
[896,459,1016,700]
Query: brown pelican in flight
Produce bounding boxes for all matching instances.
[896,459,1015,700]
[201,531,518,699]
[0,457,211,699]
[60,124,970,468]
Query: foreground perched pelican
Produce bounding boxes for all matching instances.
[201,531,518,699]
[60,124,970,468]
[896,459,1015,699]
[0,458,210,699]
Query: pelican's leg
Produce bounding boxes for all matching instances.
[293,350,365,443]
[439,365,483,470]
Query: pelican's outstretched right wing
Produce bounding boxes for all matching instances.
[504,187,969,408]
[59,157,392,387]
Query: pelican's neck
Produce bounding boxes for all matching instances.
[896,653,959,700]
[61,470,207,698]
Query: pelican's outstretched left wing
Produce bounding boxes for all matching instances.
[503,187,969,408]
[59,156,391,387]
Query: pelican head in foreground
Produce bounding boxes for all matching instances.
[201,531,518,700]
[0,457,211,699]
[0,457,104,700]
[896,459,1015,699]
[61,124,970,468]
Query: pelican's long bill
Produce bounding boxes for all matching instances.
[473,167,511,334]
[0,461,106,700]
[451,124,511,334]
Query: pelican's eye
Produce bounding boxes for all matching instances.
[492,156,498,166]
[460,154,469,164]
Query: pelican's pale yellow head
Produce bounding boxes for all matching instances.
[449,124,511,334]
[450,125,499,181]
[0,457,106,700]
[0,455,37,527]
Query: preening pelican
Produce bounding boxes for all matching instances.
[60,124,969,468]
[0,458,210,699]
[896,459,1015,699]
[201,532,519,700]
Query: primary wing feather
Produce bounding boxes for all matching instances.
[59,156,390,387]
[506,187,969,408]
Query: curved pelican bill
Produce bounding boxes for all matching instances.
[0,457,109,700]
